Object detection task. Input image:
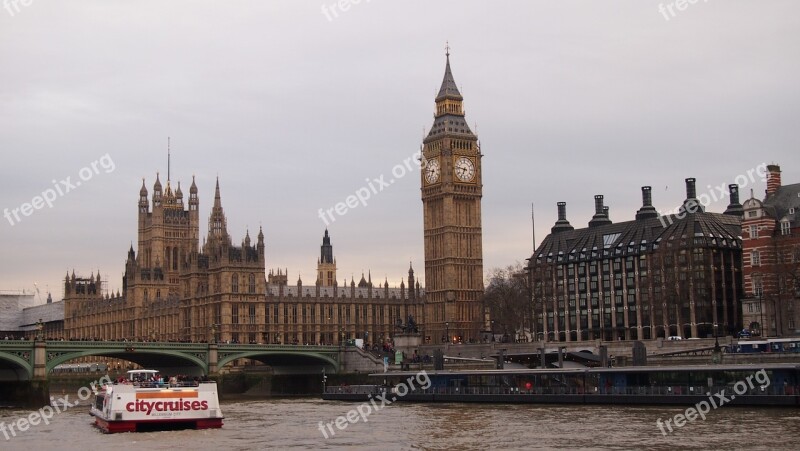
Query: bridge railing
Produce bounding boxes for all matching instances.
[0,341,34,350]
[43,341,210,350]
[216,343,340,352]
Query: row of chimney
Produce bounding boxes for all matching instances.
[550,164,783,234]
[550,178,744,234]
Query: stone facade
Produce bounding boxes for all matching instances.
[63,175,425,347]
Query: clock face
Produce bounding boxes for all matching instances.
[454,156,475,182]
[425,158,441,184]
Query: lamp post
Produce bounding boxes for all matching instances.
[759,293,764,337]
[445,321,449,345]
[36,318,43,341]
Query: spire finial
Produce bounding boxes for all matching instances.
[445,40,450,57]
[167,136,171,182]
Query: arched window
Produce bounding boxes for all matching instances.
[248,274,256,294]
[232,274,239,293]
[173,247,178,270]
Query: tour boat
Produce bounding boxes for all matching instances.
[91,369,224,433]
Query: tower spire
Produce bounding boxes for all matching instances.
[436,43,462,102]
[214,176,221,207]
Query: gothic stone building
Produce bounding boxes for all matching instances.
[741,164,800,337]
[64,176,424,346]
[528,178,745,342]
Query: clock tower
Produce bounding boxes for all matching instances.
[421,48,484,344]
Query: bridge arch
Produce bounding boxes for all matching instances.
[0,352,33,380]
[46,349,207,375]
[217,351,338,374]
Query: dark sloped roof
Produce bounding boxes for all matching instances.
[764,183,800,226]
[530,212,741,265]
[426,114,475,139]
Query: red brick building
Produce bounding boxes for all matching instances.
[741,165,800,337]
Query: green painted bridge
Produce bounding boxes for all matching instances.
[0,340,342,381]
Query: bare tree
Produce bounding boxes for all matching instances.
[771,240,800,336]
[482,263,529,341]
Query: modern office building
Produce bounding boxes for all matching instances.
[528,179,745,342]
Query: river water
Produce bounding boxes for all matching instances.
[1,398,798,450]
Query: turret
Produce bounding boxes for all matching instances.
[152,173,162,207]
[188,175,199,212]
[175,182,183,206]
[139,179,149,213]
[408,263,416,300]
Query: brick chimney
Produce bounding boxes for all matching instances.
[766,164,781,196]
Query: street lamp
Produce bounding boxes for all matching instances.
[445,321,449,345]
[36,318,43,341]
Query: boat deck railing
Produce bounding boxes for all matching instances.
[109,380,207,389]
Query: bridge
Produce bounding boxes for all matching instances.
[0,340,342,381]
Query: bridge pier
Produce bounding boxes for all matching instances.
[21,340,50,407]
[33,340,47,381]
[208,343,218,376]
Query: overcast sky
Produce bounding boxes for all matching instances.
[1,1,798,302]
